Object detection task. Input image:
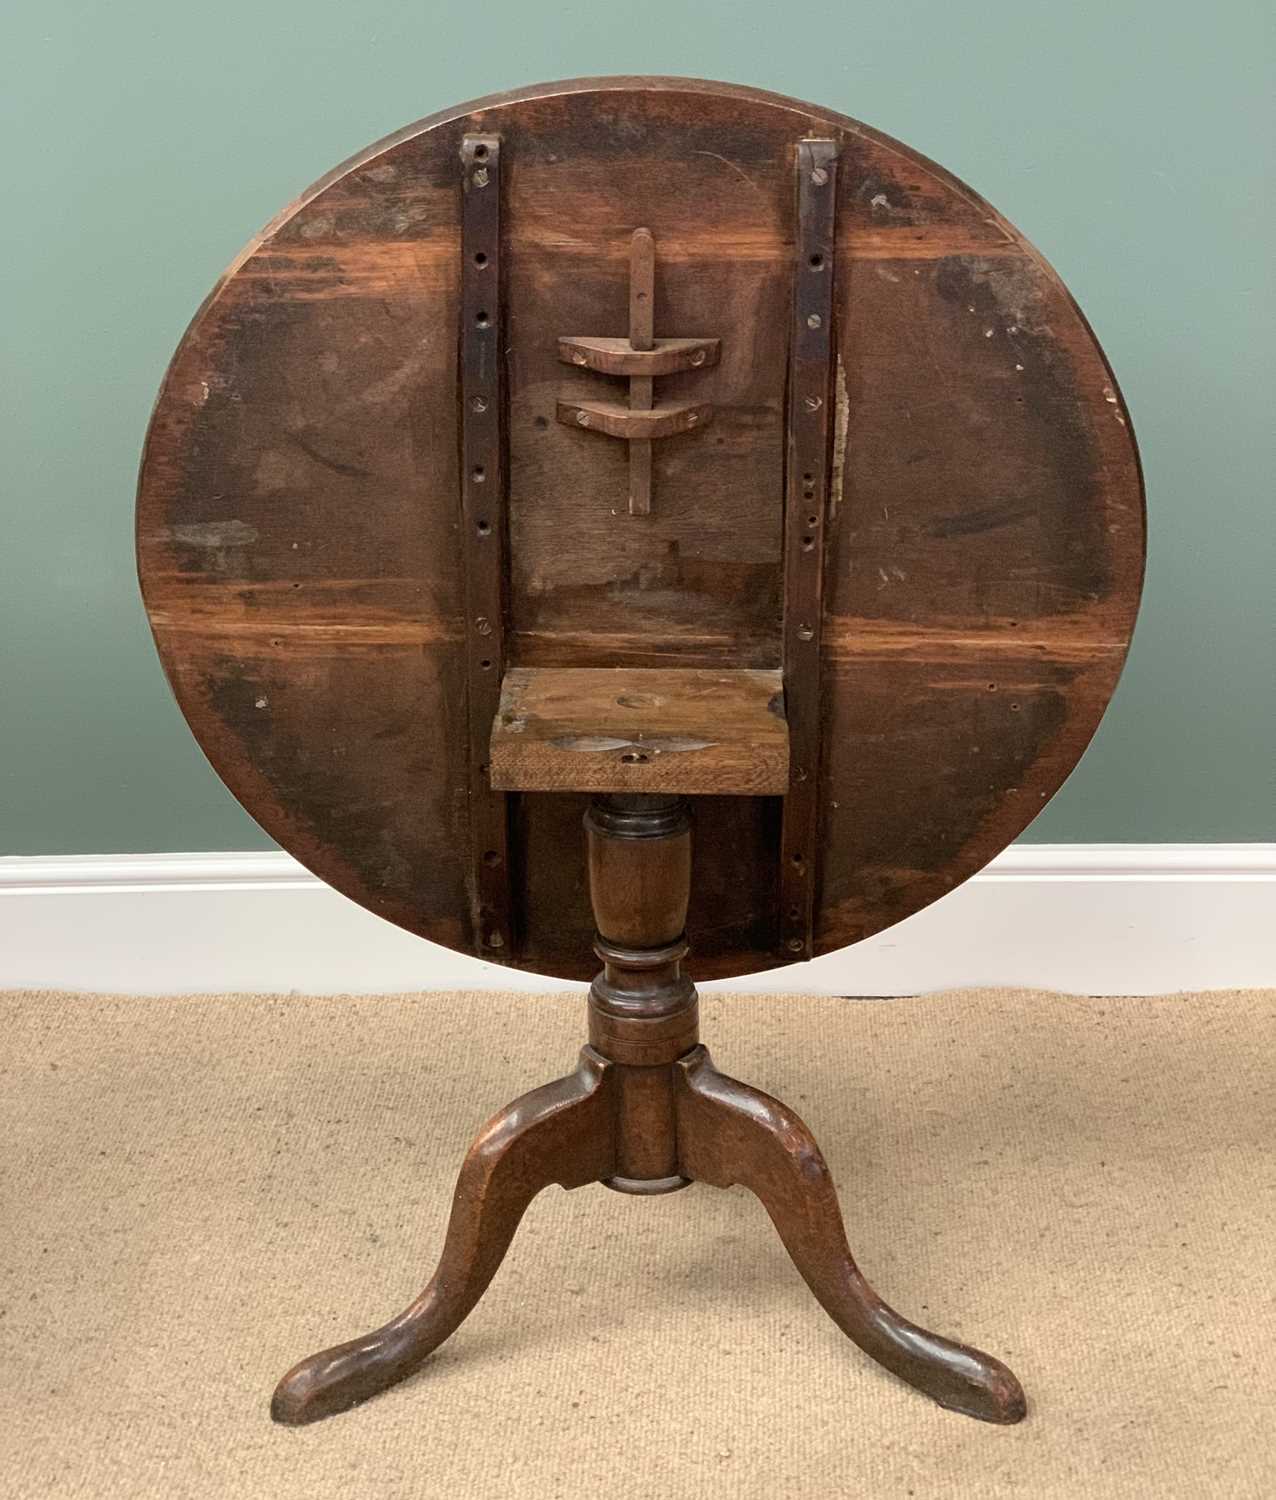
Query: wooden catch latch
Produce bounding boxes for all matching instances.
[557,228,719,515]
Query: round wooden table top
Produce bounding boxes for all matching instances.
[137,77,1145,981]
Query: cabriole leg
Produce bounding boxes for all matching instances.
[675,1048,1026,1424]
[271,1049,615,1424]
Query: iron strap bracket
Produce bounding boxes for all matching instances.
[779,139,839,960]
[459,133,514,958]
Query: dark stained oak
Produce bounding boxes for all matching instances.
[556,228,721,515]
[675,1050,1026,1423]
[554,395,714,441]
[273,794,1024,1425]
[136,76,1145,978]
[490,666,788,794]
[139,77,1143,1432]
[556,334,721,377]
[273,1034,1027,1426]
[272,1048,616,1424]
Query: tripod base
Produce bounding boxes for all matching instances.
[272,797,1025,1429]
[272,1041,1025,1427]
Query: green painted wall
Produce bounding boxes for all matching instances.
[3,1,1272,853]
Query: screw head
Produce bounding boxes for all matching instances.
[797,623,815,642]
[804,395,823,412]
[470,396,488,413]
[572,352,587,365]
[576,412,590,427]
[786,936,804,952]
[807,313,822,330]
[690,349,706,366]
[686,413,698,426]
[475,615,492,636]
[811,167,828,187]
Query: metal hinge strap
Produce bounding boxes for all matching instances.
[459,133,513,958]
[779,138,838,960]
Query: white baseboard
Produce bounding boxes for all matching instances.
[1,845,1271,996]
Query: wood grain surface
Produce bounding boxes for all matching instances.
[490,667,788,794]
[136,77,1145,981]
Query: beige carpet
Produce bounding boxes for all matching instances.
[1,987,1272,1499]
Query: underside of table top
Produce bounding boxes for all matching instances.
[136,77,1145,981]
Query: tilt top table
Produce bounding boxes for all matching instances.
[136,77,1145,1427]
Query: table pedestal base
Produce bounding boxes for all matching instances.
[271,795,1025,1427]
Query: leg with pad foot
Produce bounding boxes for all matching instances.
[271,1049,615,1424]
[675,1047,1026,1424]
